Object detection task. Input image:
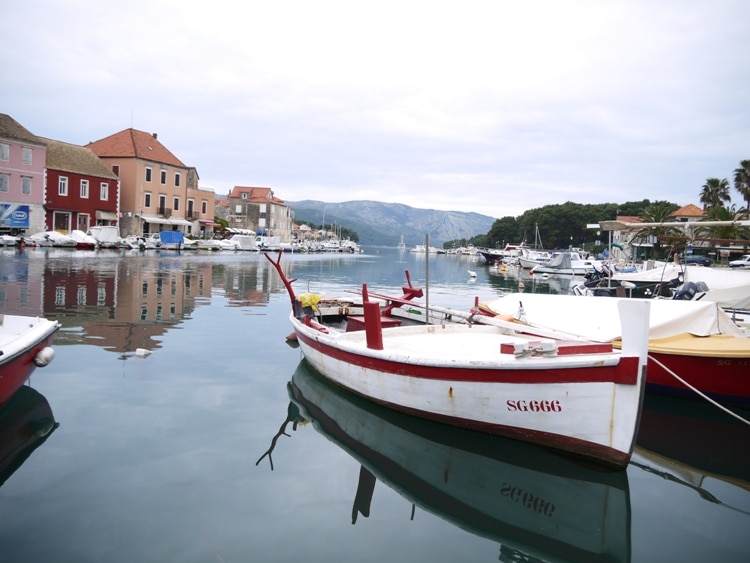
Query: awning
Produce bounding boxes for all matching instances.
[169,218,193,227]
[138,214,172,225]
[199,220,220,226]
[95,210,118,220]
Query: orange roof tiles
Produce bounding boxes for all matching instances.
[86,128,186,167]
[670,203,705,218]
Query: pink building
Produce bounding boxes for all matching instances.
[0,113,48,235]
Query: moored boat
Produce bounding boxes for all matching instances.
[530,250,599,276]
[157,230,186,250]
[265,252,651,468]
[70,229,98,250]
[27,231,77,248]
[479,293,750,408]
[0,314,60,406]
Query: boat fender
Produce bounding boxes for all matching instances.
[33,346,55,367]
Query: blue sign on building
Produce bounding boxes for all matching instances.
[0,203,31,228]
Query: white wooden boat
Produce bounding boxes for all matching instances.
[266,252,651,468]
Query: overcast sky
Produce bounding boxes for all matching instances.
[3,0,748,219]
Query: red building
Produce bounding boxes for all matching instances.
[41,137,119,233]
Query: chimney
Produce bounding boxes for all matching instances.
[152,133,158,139]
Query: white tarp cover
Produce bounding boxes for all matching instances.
[481,293,746,342]
[610,264,750,309]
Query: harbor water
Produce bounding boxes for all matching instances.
[1,246,748,562]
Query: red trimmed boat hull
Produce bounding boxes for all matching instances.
[646,352,750,408]
[0,318,59,406]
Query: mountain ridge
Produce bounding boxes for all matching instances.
[287,200,495,247]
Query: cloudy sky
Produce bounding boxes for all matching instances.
[3,0,748,219]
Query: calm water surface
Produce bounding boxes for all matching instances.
[1,246,748,562]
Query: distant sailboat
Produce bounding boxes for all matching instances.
[397,235,406,250]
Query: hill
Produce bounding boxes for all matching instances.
[287,200,495,248]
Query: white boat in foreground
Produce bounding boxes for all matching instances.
[266,252,651,468]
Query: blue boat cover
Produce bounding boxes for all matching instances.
[159,230,185,244]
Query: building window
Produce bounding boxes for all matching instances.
[112,165,119,176]
[173,197,180,211]
[174,172,181,187]
[145,192,152,207]
[145,167,152,182]
[100,182,109,201]
[0,173,8,192]
[22,176,31,195]
[0,143,9,161]
[80,179,89,199]
[58,176,68,196]
[160,169,167,184]
[241,192,248,199]
[201,200,207,214]
[22,147,32,165]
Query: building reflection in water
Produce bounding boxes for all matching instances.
[0,249,289,357]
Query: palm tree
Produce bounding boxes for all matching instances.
[699,177,731,209]
[694,204,749,241]
[734,159,750,208]
[629,201,681,259]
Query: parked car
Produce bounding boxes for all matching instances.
[682,254,712,267]
[729,254,750,268]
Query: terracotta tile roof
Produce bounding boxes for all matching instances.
[229,186,287,205]
[670,203,705,218]
[0,113,45,145]
[616,215,642,224]
[86,128,186,167]
[41,137,118,179]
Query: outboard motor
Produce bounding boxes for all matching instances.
[695,281,709,293]
[672,281,698,300]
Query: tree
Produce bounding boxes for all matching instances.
[629,201,681,258]
[734,159,750,208]
[694,204,750,241]
[699,177,731,209]
[485,216,519,248]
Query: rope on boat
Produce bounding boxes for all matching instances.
[648,354,750,427]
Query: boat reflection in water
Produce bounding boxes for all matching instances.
[634,393,750,498]
[0,385,58,488]
[261,360,631,563]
